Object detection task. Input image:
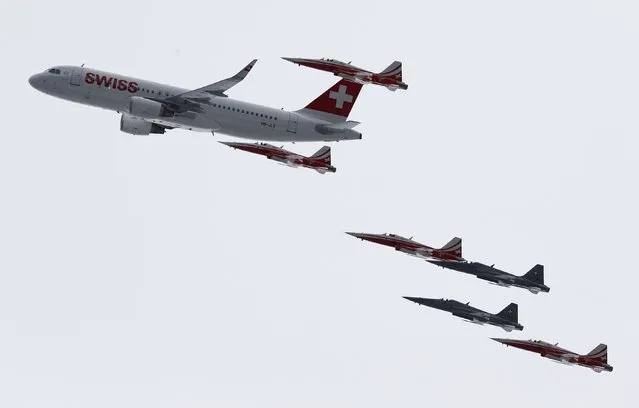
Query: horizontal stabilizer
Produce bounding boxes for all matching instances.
[315,120,361,135]
[323,121,360,130]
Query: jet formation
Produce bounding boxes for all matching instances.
[28,59,411,173]
[347,230,612,372]
[29,58,612,373]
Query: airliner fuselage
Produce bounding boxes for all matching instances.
[28,64,363,142]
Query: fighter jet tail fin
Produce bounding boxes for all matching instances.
[440,237,462,258]
[586,344,608,363]
[522,264,544,284]
[379,61,403,81]
[496,303,519,323]
[298,79,363,122]
[309,146,331,165]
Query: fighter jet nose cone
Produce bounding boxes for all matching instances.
[490,338,508,344]
[403,296,419,302]
[345,232,362,238]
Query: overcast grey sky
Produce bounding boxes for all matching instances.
[1,0,637,406]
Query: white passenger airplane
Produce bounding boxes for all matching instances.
[28,60,364,142]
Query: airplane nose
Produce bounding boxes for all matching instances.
[345,232,366,239]
[28,74,41,89]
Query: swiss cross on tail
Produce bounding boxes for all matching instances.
[329,85,353,109]
[302,79,363,120]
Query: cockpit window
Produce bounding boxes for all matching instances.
[48,68,61,74]
[322,58,346,64]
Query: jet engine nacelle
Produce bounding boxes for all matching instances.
[129,96,171,119]
[120,113,165,136]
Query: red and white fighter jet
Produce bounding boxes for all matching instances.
[220,142,336,174]
[282,57,408,91]
[345,232,464,262]
[492,338,613,373]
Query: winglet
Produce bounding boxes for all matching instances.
[236,59,258,80]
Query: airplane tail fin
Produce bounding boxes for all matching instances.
[440,237,462,258]
[496,303,519,323]
[522,264,544,284]
[586,344,608,363]
[378,61,403,81]
[298,79,363,123]
[310,146,331,165]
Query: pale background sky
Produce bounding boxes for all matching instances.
[1,0,637,406]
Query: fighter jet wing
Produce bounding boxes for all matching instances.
[490,273,517,282]
[468,311,490,318]
[163,59,257,112]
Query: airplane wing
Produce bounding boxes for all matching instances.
[559,352,579,359]
[163,59,257,112]
[468,311,489,318]
[491,274,516,282]
[414,247,463,262]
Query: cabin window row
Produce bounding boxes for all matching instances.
[140,88,173,97]
[212,103,277,120]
